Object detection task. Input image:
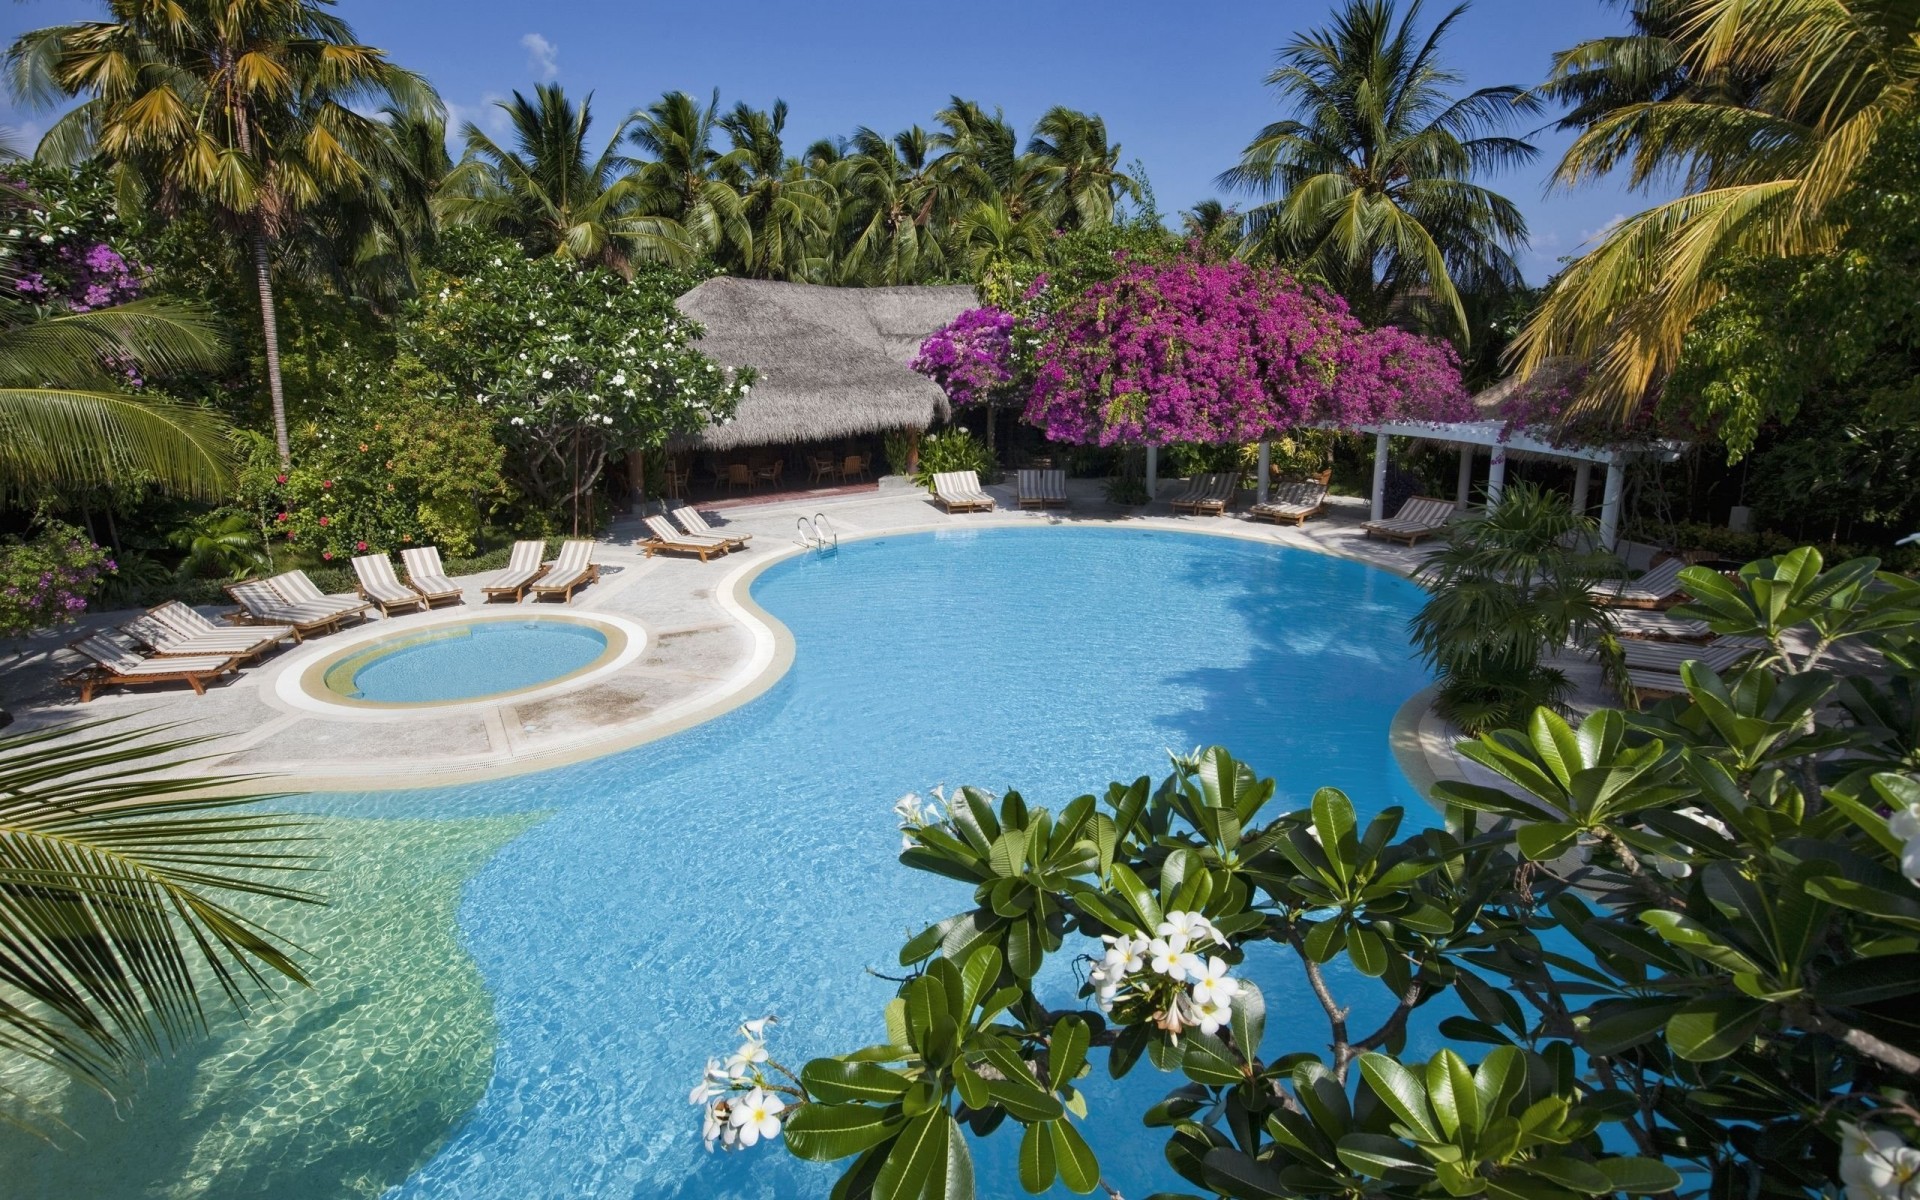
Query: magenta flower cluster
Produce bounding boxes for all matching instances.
[932,258,1470,447]
[910,307,1017,407]
[15,242,144,312]
[0,527,114,637]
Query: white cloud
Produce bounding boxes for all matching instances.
[520,33,559,81]
[1580,213,1629,245]
[480,93,513,136]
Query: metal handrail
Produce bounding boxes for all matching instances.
[811,512,839,548]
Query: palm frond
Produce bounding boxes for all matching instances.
[0,386,236,500]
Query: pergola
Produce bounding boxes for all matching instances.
[1142,420,1682,551]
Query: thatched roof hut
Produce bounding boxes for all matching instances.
[673,278,976,452]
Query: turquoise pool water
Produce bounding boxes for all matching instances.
[8,527,1439,1199]
[326,620,610,704]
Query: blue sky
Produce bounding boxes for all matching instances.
[0,0,1656,283]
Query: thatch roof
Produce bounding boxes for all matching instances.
[673,278,976,451]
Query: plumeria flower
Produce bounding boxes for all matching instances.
[724,1039,769,1078]
[1189,956,1240,1007]
[739,1016,776,1040]
[1191,994,1232,1036]
[1840,1121,1920,1200]
[1158,911,1212,944]
[1101,933,1147,976]
[1149,934,1193,981]
[728,1088,785,1147]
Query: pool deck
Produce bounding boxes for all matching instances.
[0,479,1610,795]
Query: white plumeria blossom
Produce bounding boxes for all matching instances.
[1190,956,1240,1007]
[1889,803,1920,887]
[1101,933,1148,976]
[724,1038,769,1079]
[729,1088,785,1147]
[1158,911,1214,944]
[1191,994,1232,1036]
[739,1016,776,1040]
[1149,933,1193,981]
[1840,1121,1920,1200]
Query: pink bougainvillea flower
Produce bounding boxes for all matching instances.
[322,550,332,560]
[275,473,287,484]
[276,512,288,522]
[318,516,330,527]
[321,479,333,489]
[356,541,368,551]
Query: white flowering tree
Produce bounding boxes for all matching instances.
[694,549,1920,1199]
[404,230,751,516]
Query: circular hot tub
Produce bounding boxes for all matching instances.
[280,612,644,712]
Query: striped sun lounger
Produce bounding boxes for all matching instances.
[1250,481,1329,526]
[1362,497,1454,545]
[269,570,373,622]
[483,540,549,602]
[1610,609,1714,642]
[531,539,601,599]
[1590,559,1690,610]
[1017,469,1068,509]
[352,553,429,617]
[1620,636,1767,676]
[670,503,751,549]
[124,601,291,662]
[226,579,358,640]
[640,516,732,563]
[1170,473,1237,516]
[64,632,237,702]
[932,471,994,513]
[400,546,464,607]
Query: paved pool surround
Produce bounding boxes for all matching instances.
[0,482,1613,795]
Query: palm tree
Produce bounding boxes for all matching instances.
[440,84,688,273]
[8,0,442,467]
[0,720,314,1116]
[952,194,1050,281]
[628,89,752,266]
[0,186,233,501]
[1181,199,1246,258]
[716,101,832,281]
[1513,0,1920,417]
[1219,0,1538,337]
[838,126,950,284]
[931,97,1039,220]
[1025,107,1139,229]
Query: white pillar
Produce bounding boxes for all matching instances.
[1486,450,1507,508]
[1599,459,1626,551]
[1572,461,1592,515]
[1369,432,1389,521]
[1257,441,1271,504]
[1455,445,1474,510]
[1145,444,1158,500]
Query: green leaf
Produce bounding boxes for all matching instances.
[1813,954,1920,1005]
[1346,925,1389,977]
[1517,1155,1613,1193]
[1050,1118,1101,1194]
[1358,1053,1441,1142]
[960,944,1002,1014]
[874,1109,951,1200]
[1049,1016,1090,1090]
[1597,1156,1685,1194]
[1230,981,1266,1058]
[1666,997,1770,1062]
[1311,787,1358,874]
[1640,911,1768,975]
[986,1075,1065,1122]
[1018,1119,1056,1194]
[784,1102,903,1162]
[1181,1033,1245,1086]
[803,1060,915,1105]
[1334,1132,1429,1178]
[1424,1049,1479,1139]
[1515,821,1582,862]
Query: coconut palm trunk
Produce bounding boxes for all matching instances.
[250,225,291,466]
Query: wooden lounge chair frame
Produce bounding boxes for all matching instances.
[669,503,751,549]
[1249,481,1328,526]
[123,604,288,664]
[1362,496,1454,545]
[639,516,732,563]
[1170,473,1237,516]
[352,553,430,617]
[531,540,603,599]
[399,546,465,607]
[1016,469,1069,509]
[931,471,994,513]
[267,571,373,624]
[1591,559,1690,611]
[224,580,354,641]
[483,540,550,602]
[63,634,238,702]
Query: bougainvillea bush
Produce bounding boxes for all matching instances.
[404,231,751,515]
[3,161,146,316]
[0,522,113,637]
[910,308,1016,408]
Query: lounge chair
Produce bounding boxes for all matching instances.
[483,540,549,603]
[670,503,751,549]
[1249,481,1329,526]
[225,580,358,640]
[122,601,290,663]
[531,539,602,600]
[64,632,237,702]
[399,546,465,607]
[1626,667,1689,708]
[267,570,373,623]
[1170,473,1237,516]
[1589,559,1689,610]
[639,515,732,563]
[932,471,995,513]
[1620,636,1766,676]
[1609,609,1713,643]
[1017,469,1068,509]
[352,553,429,617]
[1362,496,1455,545]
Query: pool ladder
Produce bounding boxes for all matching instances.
[795,512,839,551]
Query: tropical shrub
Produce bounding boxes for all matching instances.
[910,308,1016,408]
[881,427,922,477]
[691,545,1920,1198]
[1022,256,1471,447]
[912,427,998,488]
[1410,483,1621,732]
[0,521,112,636]
[404,230,750,517]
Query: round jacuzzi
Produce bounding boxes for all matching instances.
[281,612,644,711]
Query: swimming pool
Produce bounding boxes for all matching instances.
[319,618,614,704]
[2,527,1438,1199]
